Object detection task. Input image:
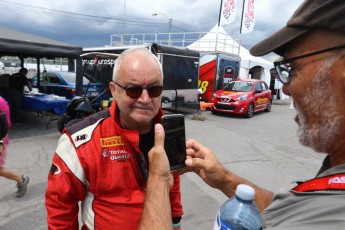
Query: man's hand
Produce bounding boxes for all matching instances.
[184,139,229,190]
[138,123,174,230]
[184,139,274,211]
[148,123,173,189]
[27,83,32,92]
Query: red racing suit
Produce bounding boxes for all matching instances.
[45,101,183,229]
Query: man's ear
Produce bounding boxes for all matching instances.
[109,81,117,99]
[109,81,115,91]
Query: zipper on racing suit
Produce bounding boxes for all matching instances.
[131,146,148,190]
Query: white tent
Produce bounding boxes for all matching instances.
[187,25,273,85]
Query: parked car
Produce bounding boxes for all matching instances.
[29,71,104,99]
[210,79,272,118]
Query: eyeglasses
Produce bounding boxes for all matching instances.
[274,44,345,83]
[113,81,163,99]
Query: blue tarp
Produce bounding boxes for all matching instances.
[23,94,69,115]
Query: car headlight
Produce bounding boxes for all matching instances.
[212,93,217,98]
[237,95,248,101]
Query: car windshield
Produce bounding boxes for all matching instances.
[61,73,90,84]
[33,72,90,84]
[223,81,254,92]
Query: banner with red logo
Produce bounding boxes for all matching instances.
[219,0,237,26]
[240,0,255,34]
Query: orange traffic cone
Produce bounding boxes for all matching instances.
[200,101,214,110]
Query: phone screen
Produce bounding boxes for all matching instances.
[162,114,187,171]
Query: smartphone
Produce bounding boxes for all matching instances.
[161,114,187,171]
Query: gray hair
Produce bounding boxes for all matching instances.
[112,47,163,81]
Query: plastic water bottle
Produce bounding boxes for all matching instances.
[213,184,262,230]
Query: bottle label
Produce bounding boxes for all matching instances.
[213,210,259,230]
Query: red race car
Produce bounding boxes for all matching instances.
[210,79,272,118]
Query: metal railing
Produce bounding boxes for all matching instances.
[110,31,241,56]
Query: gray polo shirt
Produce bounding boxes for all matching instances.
[262,157,345,229]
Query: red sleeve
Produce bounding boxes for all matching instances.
[170,172,184,218]
[45,153,86,230]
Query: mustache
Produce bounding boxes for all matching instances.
[133,104,154,110]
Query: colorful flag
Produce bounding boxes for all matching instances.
[219,0,237,26]
[240,0,255,34]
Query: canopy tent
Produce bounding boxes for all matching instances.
[187,25,274,85]
[0,26,82,58]
[0,26,83,94]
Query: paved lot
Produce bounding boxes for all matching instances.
[0,101,324,229]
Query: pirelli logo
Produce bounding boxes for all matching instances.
[100,136,125,147]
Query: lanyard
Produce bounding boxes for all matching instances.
[291,173,345,192]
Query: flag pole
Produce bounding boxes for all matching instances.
[218,0,223,26]
[239,0,245,34]
[215,0,223,52]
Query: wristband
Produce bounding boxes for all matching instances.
[172,222,181,228]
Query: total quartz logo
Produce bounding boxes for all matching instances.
[102,148,130,161]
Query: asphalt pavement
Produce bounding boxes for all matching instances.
[0,99,324,230]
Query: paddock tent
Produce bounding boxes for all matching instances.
[0,26,83,94]
[187,25,273,85]
[0,26,82,58]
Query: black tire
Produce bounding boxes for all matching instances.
[265,100,272,112]
[246,103,254,118]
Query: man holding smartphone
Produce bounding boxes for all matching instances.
[45,47,183,229]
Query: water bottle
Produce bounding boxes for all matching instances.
[213,184,262,230]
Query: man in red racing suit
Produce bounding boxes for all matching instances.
[45,101,183,229]
[45,47,183,229]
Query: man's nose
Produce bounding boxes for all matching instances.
[137,89,151,102]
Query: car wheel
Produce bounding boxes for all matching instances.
[246,103,254,118]
[265,100,272,112]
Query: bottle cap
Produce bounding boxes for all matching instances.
[236,184,255,201]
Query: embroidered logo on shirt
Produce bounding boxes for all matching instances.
[109,149,130,161]
[102,148,131,161]
[100,136,125,147]
[74,134,88,142]
[102,149,109,157]
[328,176,345,184]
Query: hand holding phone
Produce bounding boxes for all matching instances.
[161,114,187,171]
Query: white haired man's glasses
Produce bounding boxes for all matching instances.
[113,81,163,99]
[274,44,345,83]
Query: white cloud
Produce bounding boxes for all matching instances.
[0,0,304,49]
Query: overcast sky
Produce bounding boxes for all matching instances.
[0,0,304,59]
